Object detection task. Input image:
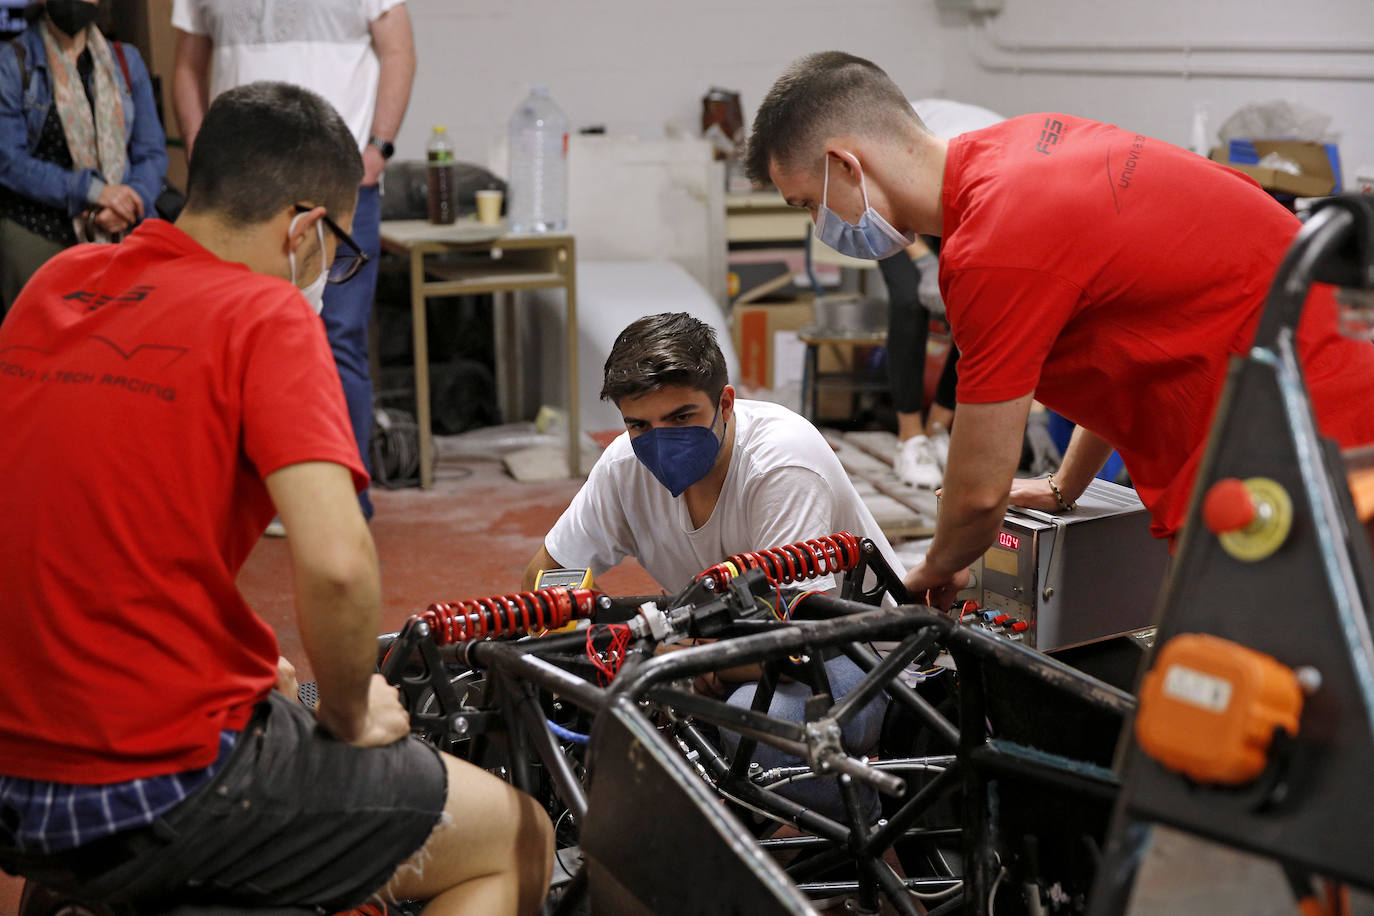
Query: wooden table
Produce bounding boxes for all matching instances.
[379,220,578,488]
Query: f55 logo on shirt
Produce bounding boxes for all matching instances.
[63,286,155,313]
[1035,118,1064,155]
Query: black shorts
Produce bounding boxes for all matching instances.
[1,691,447,911]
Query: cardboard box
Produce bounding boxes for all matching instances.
[733,301,813,390]
[814,343,860,421]
[1210,140,1336,198]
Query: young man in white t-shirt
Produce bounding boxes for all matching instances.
[522,312,902,818]
[522,312,902,594]
[171,0,416,523]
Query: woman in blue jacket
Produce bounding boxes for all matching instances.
[0,0,167,313]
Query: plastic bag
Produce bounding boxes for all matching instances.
[1257,151,1303,176]
[1217,100,1339,145]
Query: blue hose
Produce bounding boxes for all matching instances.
[547,720,590,745]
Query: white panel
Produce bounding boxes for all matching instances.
[522,261,741,434]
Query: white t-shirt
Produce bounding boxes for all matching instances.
[546,400,905,594]
[171,0,403,150]
[910,98,1005,140]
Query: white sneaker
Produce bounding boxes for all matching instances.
[928,424,950,469]
[264,516,287,538]
[896,434,945,488]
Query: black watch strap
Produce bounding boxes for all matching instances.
[368,136,395,160]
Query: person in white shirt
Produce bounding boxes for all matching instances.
[522,311,903,819]
[171,0,416,523]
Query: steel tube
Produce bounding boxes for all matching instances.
[512,682,588,822]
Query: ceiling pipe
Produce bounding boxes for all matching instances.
[980,19,1374,56]
[971,20,1374,82]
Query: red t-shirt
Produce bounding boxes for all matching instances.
[941,114,1374,539]
[0,221,366,783]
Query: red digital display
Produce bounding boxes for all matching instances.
[998,531,1020,550]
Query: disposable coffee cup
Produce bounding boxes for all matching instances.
[476,189,503,225]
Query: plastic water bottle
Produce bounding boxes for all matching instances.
[507,86,568,233]
[426,125,456,225]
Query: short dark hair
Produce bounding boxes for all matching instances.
[744,51,923,186]
[601,313,729,404]
[183,82,363,226]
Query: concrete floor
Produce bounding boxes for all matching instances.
[2,456,1370,914]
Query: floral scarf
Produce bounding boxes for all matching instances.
[39,16,126,242]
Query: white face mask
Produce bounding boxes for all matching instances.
[287,212,328,314]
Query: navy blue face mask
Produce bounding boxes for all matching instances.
[630,405,724,498]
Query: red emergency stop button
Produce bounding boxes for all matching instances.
[1201,476,1293,562]
[1202,478,1256,534]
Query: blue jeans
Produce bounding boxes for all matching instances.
[322,184,380,519]
[721,654,888,823]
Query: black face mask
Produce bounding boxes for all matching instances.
[45,0,98,38]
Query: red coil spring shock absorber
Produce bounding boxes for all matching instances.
[695,531,864,590]
[416,587,599,645]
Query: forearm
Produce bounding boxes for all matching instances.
[295,548,383,738]
[171,33,211,154]
[126,135,168,217]
[924,492,1007,579]
[171,72,205,153]
[1054,426,1115,500]
[370,60,413,143]
[0,140,94,213]
[920,395,1033,578]
[126,67,168,214]
[368,14,415,144]
[126,162,164,218]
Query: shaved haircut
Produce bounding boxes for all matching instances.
[744,51,927,186]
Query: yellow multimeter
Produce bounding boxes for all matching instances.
[533,567,595,633]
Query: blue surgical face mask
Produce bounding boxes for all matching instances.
[814,156,915,261]
[630,405,724,498]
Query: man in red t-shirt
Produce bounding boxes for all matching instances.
[0,83,552,913]
[746,51,1374,608]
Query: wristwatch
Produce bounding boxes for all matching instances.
[368,136,395,160]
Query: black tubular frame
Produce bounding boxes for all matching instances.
[372,536,1137,915]
[1090,194,1374,913]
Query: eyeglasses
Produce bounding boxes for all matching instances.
[293,204,370,285]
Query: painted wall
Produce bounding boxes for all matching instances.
[397,0,944,168]
[931,0,1374,189]
[400,0,1372,187]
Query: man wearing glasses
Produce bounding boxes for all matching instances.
[0,82,553,914]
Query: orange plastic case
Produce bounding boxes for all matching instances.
[1348,468,1374,523]
[1135,633,1303,785]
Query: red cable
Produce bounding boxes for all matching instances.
[416,587,599,645]
[696,531,863,591]
[585,623,632,685]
